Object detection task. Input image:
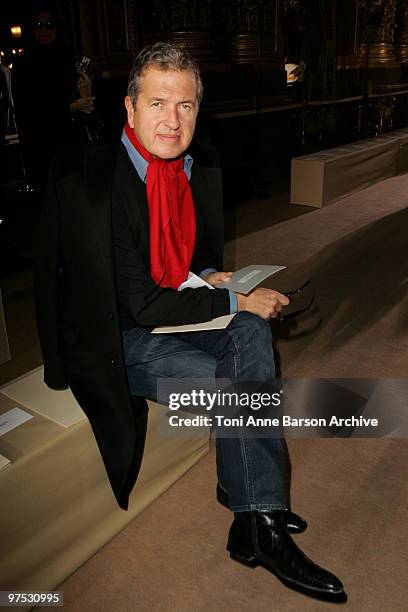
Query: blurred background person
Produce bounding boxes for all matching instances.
[12,1,95,194]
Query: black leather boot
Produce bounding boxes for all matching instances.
[217,484,307,534]
[227,511,344,595]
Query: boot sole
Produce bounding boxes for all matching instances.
[229,551,344,595]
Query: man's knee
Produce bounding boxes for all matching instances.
[227,312,275,378]
[230,311,272,344]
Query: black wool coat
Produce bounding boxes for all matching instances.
[34,143,230,510]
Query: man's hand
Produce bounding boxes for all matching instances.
[202,271,232,287]
[236,287,289,320]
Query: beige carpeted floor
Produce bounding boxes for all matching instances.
[223,175,408,379]
[34,438,407,612]
[2,175,407,611]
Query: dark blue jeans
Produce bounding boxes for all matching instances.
[122,312,288,512]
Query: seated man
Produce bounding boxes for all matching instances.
[35,42,344,599]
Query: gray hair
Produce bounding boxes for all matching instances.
[127,42,203,106]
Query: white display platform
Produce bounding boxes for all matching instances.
[291,127,408,208]
[1,366,85,427]
[0,367,209,603]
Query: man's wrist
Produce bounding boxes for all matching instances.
[236,293,246,311]
[199,267,217,280]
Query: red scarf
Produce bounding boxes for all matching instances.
[125,123,196,289]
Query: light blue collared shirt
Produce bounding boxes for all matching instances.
[121,129,237,314]
[121,129,193,182]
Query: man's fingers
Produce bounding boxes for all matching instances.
[220,272,232,281]
[205,271,232,285]
[271,291,290,306]
[214,271,232,281]
[237,286,291,319]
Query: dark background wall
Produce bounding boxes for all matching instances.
[2,0,408,203]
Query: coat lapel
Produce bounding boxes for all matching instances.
[190,165,224,269]
[117,144,150,238]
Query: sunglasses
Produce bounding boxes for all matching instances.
[33,20,56,30]
[278,280,315,323]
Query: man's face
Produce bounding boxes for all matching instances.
[125,66,199,160]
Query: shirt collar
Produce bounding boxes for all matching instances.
[121,129,193,182]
